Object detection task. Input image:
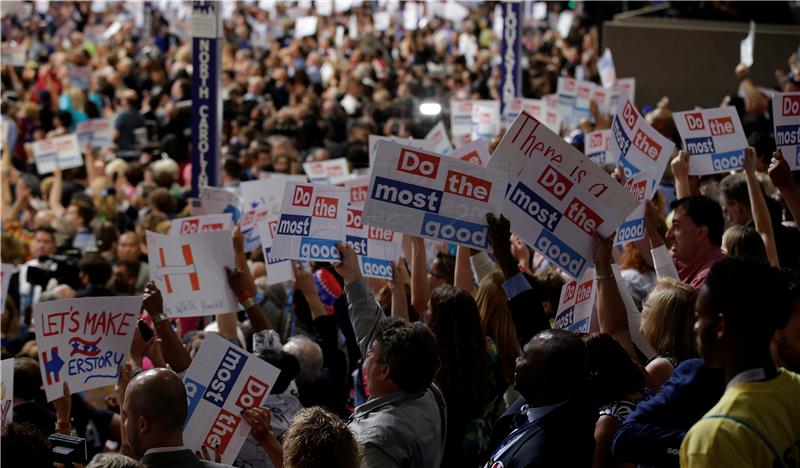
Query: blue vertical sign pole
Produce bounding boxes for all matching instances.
[191,2,222,197]
[499,1,523,118]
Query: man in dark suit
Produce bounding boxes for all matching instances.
[485,329,596,467]
[123,368,230,468]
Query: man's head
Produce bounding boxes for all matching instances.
[428,252,455,290]
[78,254,112,288]
[363,318,438,398]
[666,196,724,264]
[112,260,139,295]
[283,336,323,384]
[65,201,96,229]
[694,257,791,369]
[29,227,57,258]
[117,232,141,262]
[514,329,587,405]
[772,268,800,372]
[282,407,359,468]
[123,368,188,458]
[147,188,176,217]
[13,357,42,401]
[719,173,753,226]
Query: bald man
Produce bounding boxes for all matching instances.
[123,368,230,467]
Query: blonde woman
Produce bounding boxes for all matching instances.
[475,271,521,388]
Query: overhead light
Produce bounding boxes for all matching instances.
[419,102,442,116]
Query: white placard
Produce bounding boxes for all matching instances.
[345,205,402,279]
[373,11,391,31]
[1,43,26,67]
[294,16,317,38]
[199,187,242,223]
[331,174,371,205]
[1,358,14,433]
[608,78,636,115]
[368,134,436,168]
[772,92,800,170]
[425,121,453,155]
[364,141,508,250]
[585,130,613,166]
[554,267,596,332]
[257,217,293,285]
[146,230,237,318]
[449,138,491,167]
[169,213,233,235]
[33,134,84,174]
[450,99,474,147]
[240,175,307,252]
[740,21,755,68]
[471,100,501,142]
[34,297,141,401]
[182,333,281,466]
[271,183,348,262]
[598,48,617,89]
[492,112,639,278]
[302,158,350,183]
[673,106,748,175]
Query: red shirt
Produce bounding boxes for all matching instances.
[676,247,726,289]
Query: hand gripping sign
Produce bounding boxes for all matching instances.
[363,141,508,251]
[169,213,233,235]
[494,111,639,278]
[673,106,748,175]
[182,333,281,466]
[34,296,141,401]
[146,230,237,318]
[772,92,800,169]
[270,183,348,262]
[554,267,596,333]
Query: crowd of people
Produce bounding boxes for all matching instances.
[2,1,800,468]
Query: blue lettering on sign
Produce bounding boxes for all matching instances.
[796,146,800,167]
[566,316,590,333]
[371,177,442,213]
[421,213,488,249]
[361,257,393,279]
[346,235,368,256]
[558,94,575,107]
[264,247,285,265]
[203,346,247,407]
[711,149,745,172]
[534,229,586,278]
[183,377,206,429]
[554,306,575,329]
[685,136,716,155]
[587,151,605,165]
[68,351,125,383]
[277,214,312,236]
[611,117,632,156]
[508,182,562,231]
[617,156,641,180]
[615,217,645,243]
[775,124,800,146]
[299,237,341,261]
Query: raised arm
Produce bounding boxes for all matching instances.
[671,150,692,200]
[593,231,638,361]
[454,246,475,295]
[222,227,273,335]
[390,258,410,321]
[735,63,769,116]
[334,243,383,357]
[743,147,779,267]
[409,236,431,315]
[645,201,680,280]
[50,166,65,216]
[291,262,328,320]
[141,281,192,373]
[768,149,800,230]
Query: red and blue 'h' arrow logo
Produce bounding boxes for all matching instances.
[41,347,65,386]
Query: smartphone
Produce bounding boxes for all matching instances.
[138,319,154,341]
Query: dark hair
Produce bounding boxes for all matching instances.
[148,187,176,216]
[223,158,242,180]
[432,252,456,284]
[670,196,724,246]
[375,318,438,393]
[704,257,791,345]
[1,422,53,467]
[34,226,56,241]
[79,254,113,286]
[70,200,96,226]
[114,259,140,279]
[748,130,776,166]
[583,333,645,407]
[429,285,490,416]
[724,225,767,261]
[13,357,42,400]
[521,329,588,400]
[258,349,301,394]
[94,222,119,252]
[719,173,750,210]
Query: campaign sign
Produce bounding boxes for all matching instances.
[271,183,348,262]
[240,175,307,252]
[345,206,402,280]
[598,48,617,89]
[471,100,501,141]
[503,97,544,127]
[146,230,237,318]
[182,333,281,465]
[368,134,436,168]
[585,130,613,166]
[1,358,14,433]
[558,77,595,124]
[33,134,84,174]
[495,112,639,278]
[257,217,293,285]
[608,78,636,115]
[674,106,748,175]
[169,213,233,235]
[199,186,242,224]
[425,121,454,156]
[330,175,371,206]
[450,99,474,147]
[89,119,113,148]
[302,158,350,183]
[541,94,562,133]
[34,297,141,401]
[554,267,596,333]
[363,141,508,250]
[772,92,800,170]
[449,139,491,167]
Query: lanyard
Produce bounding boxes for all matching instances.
[727,367,778,389]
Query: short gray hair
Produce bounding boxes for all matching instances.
[283,335,323,383]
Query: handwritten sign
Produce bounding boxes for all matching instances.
[364,141,507,250]
[34,297,141,401]
[493,112,639,278]
[554,267,596,333]
[302,158,350,183]
[674,106,748,175]
[169,213,233,235]
[146,230,237,318]
[772,92,800,170]
[240,175,307,252]
[1,358,13,434]
[449,138,491,167]
[585,130,613,166]
[425,121,453,155]
[32,134,83,174]
[182,333,281,465]
[271,183,348,262]
[257,217,293,285]
[199,187,241,223]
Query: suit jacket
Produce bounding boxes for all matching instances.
[139,448,232,468]
[487,397,595,468]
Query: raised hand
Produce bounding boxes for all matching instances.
[333,242,361,285]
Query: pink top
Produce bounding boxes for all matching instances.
[676,247,726,289]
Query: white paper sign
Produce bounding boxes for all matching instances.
[240,175,307,252]
[302,158,350,183]
[364,141,508,250]
[554,267,596,333]
[471,100,501,141]
[331,174,371,206]
[598,48,617,89]
[169,213,233,235]
[557,77,595,124]
[33,134,84,174]
[674,106,748,175]
[34,297,141,401]
[449,138,491,167]
[585,130,613,166]
[345,205,402,279]
[425,121,453,155]
[492,112,639,278]
[271,183,348,262]
[1,358,14,433]
[182,333,281,466]
[368,134,436,168]
[373,11,391,31]
[199,187,242,223]
[257,217,293,285]
[294,16,318,38]
[77,119,112,149]
[450,99,474,147]
[1,43,26,67]
[772,92,800,170]
[740,21,755,68]
[146,230,237,318]
[608,78,636,116]
[1,263,11,313]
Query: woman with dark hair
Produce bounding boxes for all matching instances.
[583,333,647,468]
[428,285,500,467]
